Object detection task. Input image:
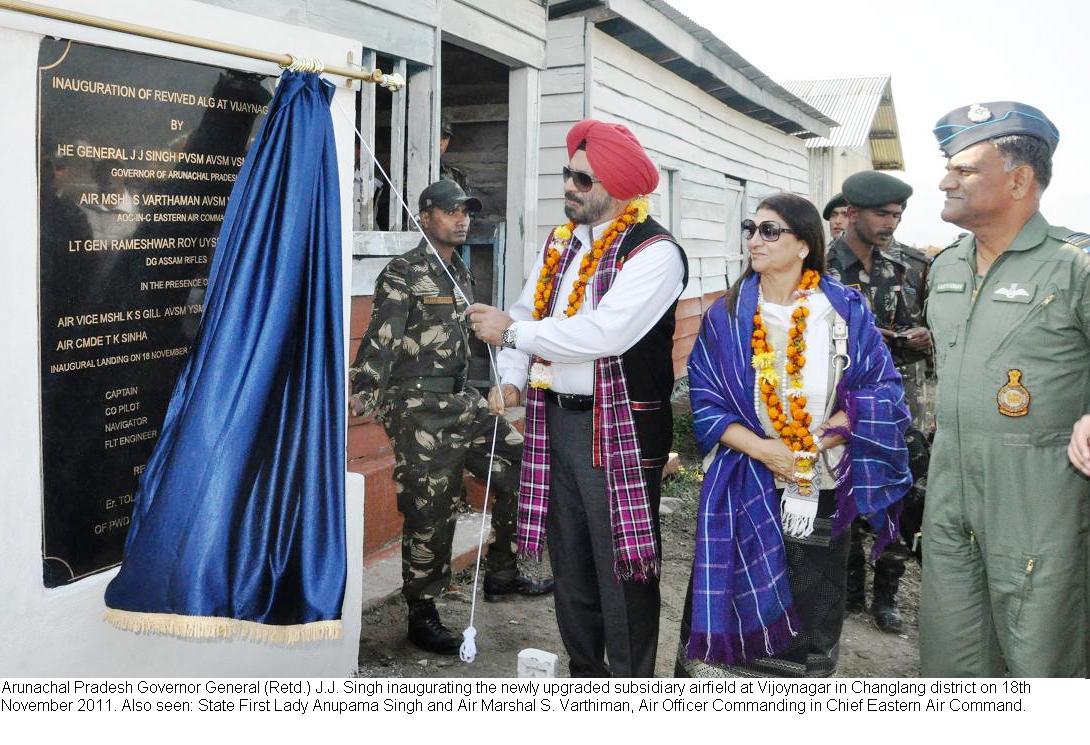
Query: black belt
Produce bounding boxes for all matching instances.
[391,376,463,393]
[641,455,669,470]
[545,390,594,411]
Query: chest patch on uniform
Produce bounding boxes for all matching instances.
[423,295,455,305]
[991,282,1036,303]
[935,282,965,293]
[997,369,1031,417]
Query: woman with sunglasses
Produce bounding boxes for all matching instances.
[677,192,912,677]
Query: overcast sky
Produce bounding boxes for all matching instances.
[667,0,1090,248]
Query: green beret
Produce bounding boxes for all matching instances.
[841,171,912,208]
[822,193,847,220]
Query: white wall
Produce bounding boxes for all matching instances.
[442,0,548,68]
[535,21,811,295]
[589,30,810,298]
[809,145,874,241]
[0,0,362,677]
[197,0,440,65]
[535,17,591,275]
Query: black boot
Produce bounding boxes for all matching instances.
[407,599,461,655]
[483,572,555,602]
[871,553,905,634]
[845,524,867,613]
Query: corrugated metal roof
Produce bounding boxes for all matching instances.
[782,77,905,169]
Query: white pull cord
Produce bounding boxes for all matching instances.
[332,96,505,664]
[459,413,501,663]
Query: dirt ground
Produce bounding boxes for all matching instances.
[356,410,921,678]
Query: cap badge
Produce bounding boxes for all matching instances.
[997,369,1030,417]
[967,104,992,123]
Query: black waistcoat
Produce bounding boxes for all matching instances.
[613,217,688,467]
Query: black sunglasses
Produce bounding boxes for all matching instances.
[562,166,601,193]
[742,219,796,242]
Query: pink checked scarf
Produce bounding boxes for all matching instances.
[517,227,659,582]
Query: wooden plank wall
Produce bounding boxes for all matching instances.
[543,26,812,379]
[196,0,439,64]
[535,17,589,262]
[441,0,548,68]
[505,66,541,307]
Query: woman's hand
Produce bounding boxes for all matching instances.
[816,410,849,450]
[755,438,798,482]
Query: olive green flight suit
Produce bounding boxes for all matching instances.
[921,212,1090,676]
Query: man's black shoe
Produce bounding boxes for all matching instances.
[483,573,555,602]
[406,599,461,655]
[872,602,904,634]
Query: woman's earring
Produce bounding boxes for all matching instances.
[798,251,809,259]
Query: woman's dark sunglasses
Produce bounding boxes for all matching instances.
[562,166,601,193]
[742,219,796,242]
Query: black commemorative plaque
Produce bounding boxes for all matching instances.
[38,39,274,586]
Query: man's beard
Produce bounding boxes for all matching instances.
[563,189,612,225]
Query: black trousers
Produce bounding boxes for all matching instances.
[544,400,662,677]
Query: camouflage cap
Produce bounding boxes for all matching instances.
[933,101,1059,157]
[822,193,847,220]
[841,171,913,209]
[418,179,482,213]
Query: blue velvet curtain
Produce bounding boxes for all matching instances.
[104,71,346,642]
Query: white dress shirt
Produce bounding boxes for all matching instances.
[497,219,686,395]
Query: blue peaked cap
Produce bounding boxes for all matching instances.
[933,101,1059,157]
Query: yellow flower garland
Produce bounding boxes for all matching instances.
[752,268,822,491]
[532,197,650,319]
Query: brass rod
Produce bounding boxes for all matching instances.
[0,0,403,88]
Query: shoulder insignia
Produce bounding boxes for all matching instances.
[931,238,962,261]
[1063,231,1090,253]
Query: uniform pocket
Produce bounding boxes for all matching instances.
[1006,554,1038,628]
[986,285,1061,365]
[934,325,959,373]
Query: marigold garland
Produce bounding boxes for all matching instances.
[532,197,649,319]
[752,268,822,491]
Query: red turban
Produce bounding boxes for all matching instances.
[566,119,659,200]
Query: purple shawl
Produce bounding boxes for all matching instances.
[686,274,910,665]
[517,228,659,581]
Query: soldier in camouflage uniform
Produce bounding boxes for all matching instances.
[438,120,470,194]
[350,180,551,655]
[826,171,932,633]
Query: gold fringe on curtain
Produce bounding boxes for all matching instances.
[104,609,342,644]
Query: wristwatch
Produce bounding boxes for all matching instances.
[500,323,518,349]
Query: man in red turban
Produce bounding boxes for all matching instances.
[467,119,687,676]
[565,119,659,201]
